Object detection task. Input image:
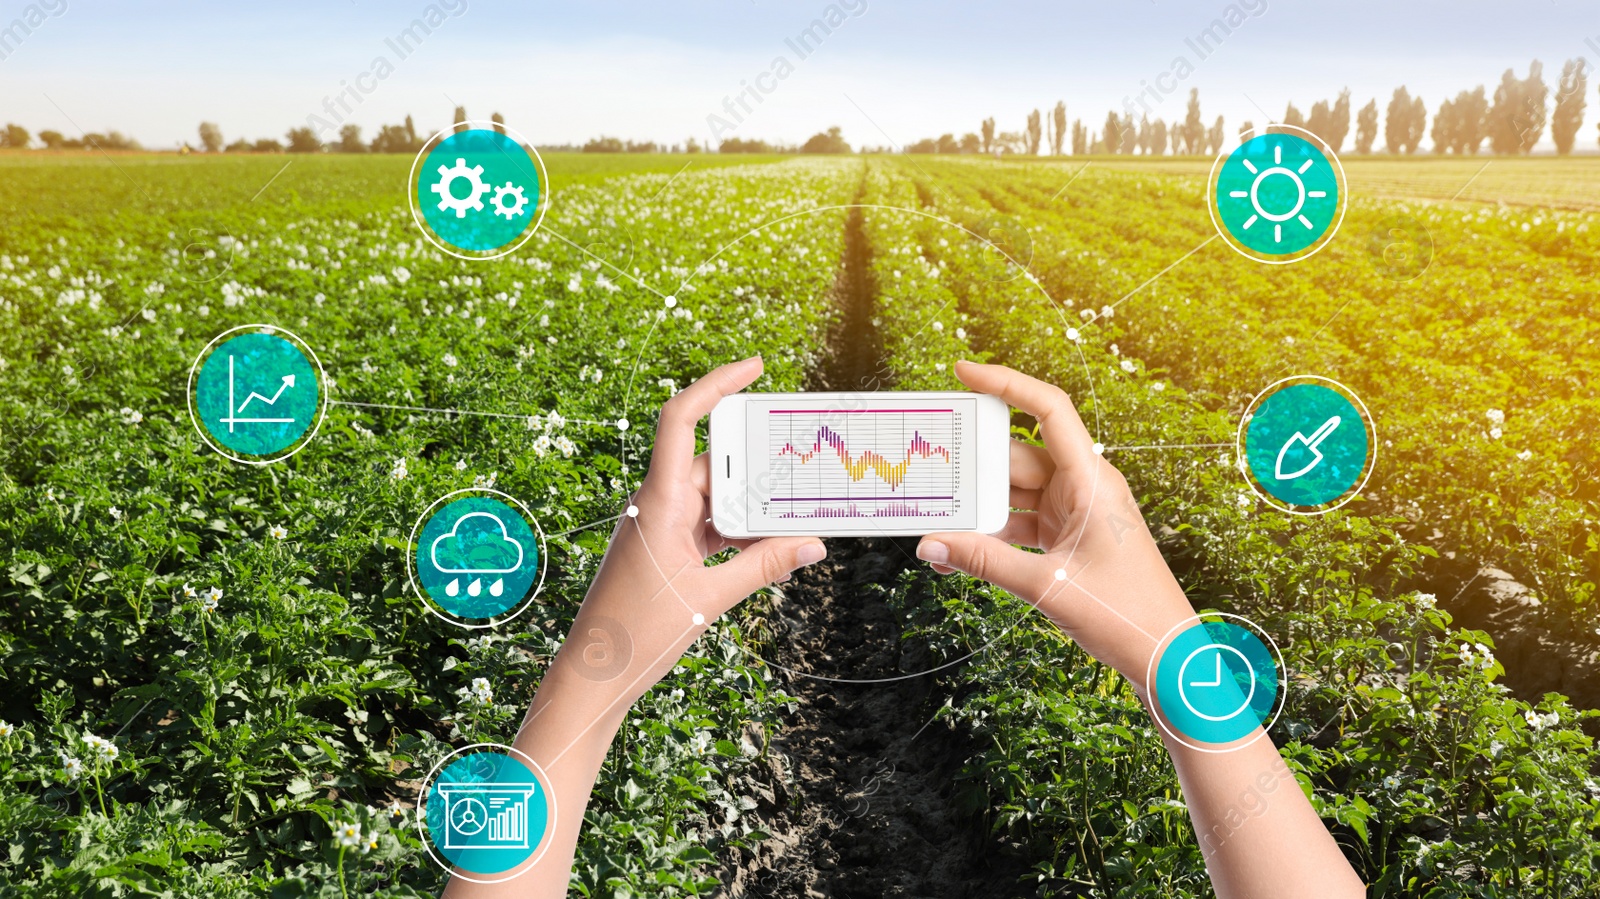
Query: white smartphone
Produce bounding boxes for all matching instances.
[708,391,1011,538]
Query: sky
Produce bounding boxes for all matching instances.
[2,0,1598,152]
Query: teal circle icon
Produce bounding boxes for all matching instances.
[409,122,548,259]
[1208,126,1345,263]
[188,326,325,464]
[411,490,545,626]
[422,747,554,879]
[1240,376,1375,513]
[1151,616,1281,748]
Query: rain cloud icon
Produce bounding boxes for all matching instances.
[430,511,526,599]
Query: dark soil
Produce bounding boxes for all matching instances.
[715,542,1037,899]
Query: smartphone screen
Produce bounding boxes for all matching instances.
[711,392,1009,537]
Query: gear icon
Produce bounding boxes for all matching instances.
[431,158,490,219]
[490,182,530,219]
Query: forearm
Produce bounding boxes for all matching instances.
[1160,727,1363,898]
[439,646,636,898]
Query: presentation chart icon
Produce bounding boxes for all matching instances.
[1207,124,1347,264]
[1147,613,1284,752]
[409,488,546,627]
[1238,375,1376,514]
[408,120,549,260]
[420,744,555,882]
[187,325,327,464]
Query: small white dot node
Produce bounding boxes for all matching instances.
[625,504,639,518]
[1054,568,1067,581]
[1092,442,1105,455]
[664,295,677,308]
[691,612,705,626]
[616,418,629,432]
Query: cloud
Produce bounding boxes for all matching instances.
[430,511,525,574]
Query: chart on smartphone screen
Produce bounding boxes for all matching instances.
[764,406,962,520]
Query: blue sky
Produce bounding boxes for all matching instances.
[2,0,1597,150]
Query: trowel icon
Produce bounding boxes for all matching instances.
[1274,416,1341,480]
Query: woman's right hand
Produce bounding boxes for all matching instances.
[917,361,1196,685]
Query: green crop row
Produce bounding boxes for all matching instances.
[853,159,1600,895]
[0,155,856,896]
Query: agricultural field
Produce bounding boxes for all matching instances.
[1,150,1598,897]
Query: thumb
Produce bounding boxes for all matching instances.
[917,532,1048,602]
[706,537,827,614]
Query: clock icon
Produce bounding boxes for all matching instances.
[1176,643,1256,722]
[450,796,488,836]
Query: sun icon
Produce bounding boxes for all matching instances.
[1208,125,1346,264]
[1229,142,1330,245]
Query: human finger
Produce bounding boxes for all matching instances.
[955,361,1094,470]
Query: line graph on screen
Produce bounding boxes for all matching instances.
[766,408,961,519]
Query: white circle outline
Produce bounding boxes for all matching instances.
[1176,643,1256,722]
[414,742,558,884]
[185,323,329,466]
[1235,374,1378,516]
[405,487,549,630]
[1205,123,1347,265]
[1144,611,1286,754]
[1371,215,1436,282]
[406,120,551,262]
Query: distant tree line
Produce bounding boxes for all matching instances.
[893,58,1590,157]
[0,64,1592,156]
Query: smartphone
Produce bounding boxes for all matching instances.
[709,391,1011,538]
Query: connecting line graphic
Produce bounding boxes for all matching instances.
[1051,163,1091,201]
[1106,233,1219,313]
[545,228,670,301]
[331,399,613,429]
[1103,442,1232,452]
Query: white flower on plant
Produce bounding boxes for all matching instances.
[109,506,124,521]
[82,733,118,763]
[1485,409,1505,426]
[465,635,494,654]
[182,583,197,599]
[269,524,287,540]
[1100,304,1114,319]
[202,586,221,613]
[554,436,577,457]
[955,327,967,340]
[931,321,944,332]
[335,822,362,848]
[442,353,458,368]
[60,752,84,781]
[386,800,406,819]
[1415,592,1436,609]
[1237,492,1254,508]
[459,677,493,706]
[1382,774,1401,790]
[391,458,409,480]
[1120,359,1136,373]
[1065,327,1080,342]
[454,459,467,471]
[1516,449,1533,461]
[1109,344,1120,356]
[46,486,57,502]
[657,378,678,396]
[545,411,566,430]
[1489,427,1502,440]
[532,435,552,457]
[361,833,379,854]
[473,472,497,489]
[120,407,143,425]
[0,721,13,738]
